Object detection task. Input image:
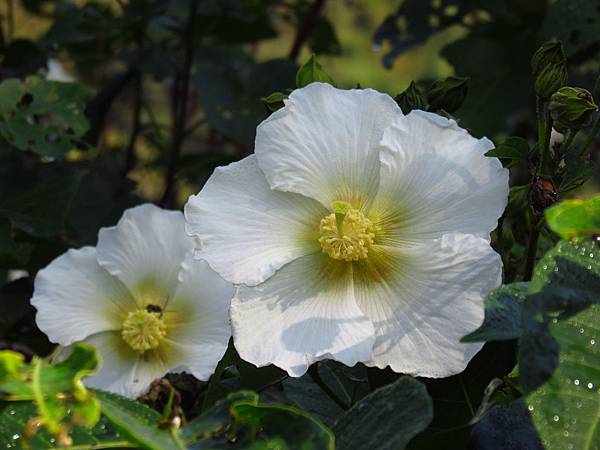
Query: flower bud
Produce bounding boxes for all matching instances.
[549,87,598,131]
[394,81,426,113]
[531,41,567,98]
[427,76,469,113]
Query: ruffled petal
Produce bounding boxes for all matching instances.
[97,204,193,304]
[81,331,171,399]
[164,256,233,380]
[31,247,135,346]
[185,155,327,285]
[353,233,502,377]
[255,83,402,209]
[370,110,509,244]
[231,253,375,377]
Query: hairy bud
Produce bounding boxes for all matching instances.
[549,87,598,131]
[394,81,426,113]
[532,41,567,99]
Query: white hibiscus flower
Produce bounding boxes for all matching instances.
[31,204,234,398]
[185,83,509,378]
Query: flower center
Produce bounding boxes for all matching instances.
[319,201,375,261]
[121,308,167,353]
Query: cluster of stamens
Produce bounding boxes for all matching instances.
[121,308,166,353]
[318,201,375,261]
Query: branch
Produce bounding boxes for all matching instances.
[288,0,327,61]
[122,72,143,177]
[160,0,199,207]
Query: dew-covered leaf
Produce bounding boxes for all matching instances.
[526,304,600,450]
[94,389,184,450]
[462,283,529,343]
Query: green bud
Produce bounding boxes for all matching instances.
[394,81,426,113]
[427,76,469,113]
[549,87,598,131]
[531,40,567,98]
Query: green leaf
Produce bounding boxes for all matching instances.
[0,219,33,268]
[182,391,258,443]
[408,341,517,450]
[0,154,84,237]
[334,376,433,450]
[0,402,128,449]
[0,344,101,443]
[0,345,98,400]
[295,55,336,88]
[0,76,94,157]
[462,283,529,342]
[527,304,600,450]
[542,0,600,56]
[545,195,600,239]
[485,137,530,160]
[94,389,185,450]
[231,401,335,450]
[261,92,288,112]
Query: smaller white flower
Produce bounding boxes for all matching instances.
[31,204,234,398]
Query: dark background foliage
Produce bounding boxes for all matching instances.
[0,1,599,449]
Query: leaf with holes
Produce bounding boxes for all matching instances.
[0,76,94,157]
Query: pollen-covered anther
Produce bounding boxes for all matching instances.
[319,207,375,261]
[121,309,167,353]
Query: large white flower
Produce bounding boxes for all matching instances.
[31,204,234,398]
[185,83,509,377]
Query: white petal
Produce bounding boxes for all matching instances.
[82,331,170,399]
[231,253,375,377]
[97,204,193,302]
[164,256,233,380]
[31,247,135,346]
[371,110,509,243]
[354,233,502,377]
[255,83,402,209]
[185,155,327,285]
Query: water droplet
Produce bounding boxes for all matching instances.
[591,339,596,345]
[590,253,594,258]
[528,404,534,411]
[553,415,560,422]
[588,382,594,389]
[564,431,569,437]
[579,328,585,334]
[8,410,15,416]
[543,265,548,270]
[574,379,580,386]
[11,435,18,441]
[552,318,558,323]
[587,265,592,270]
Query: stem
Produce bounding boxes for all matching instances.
[536,96,552,176]
[160,0,198,207]
[122,73,143,177]
[524,221,541,281]
[308,365,349,410]
[288,0,327,61]
[557,129,576,158]
[57,442,137,450]
[577,114,600,158]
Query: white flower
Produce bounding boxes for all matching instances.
[185,83,509,378]
[31,204,234,398]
